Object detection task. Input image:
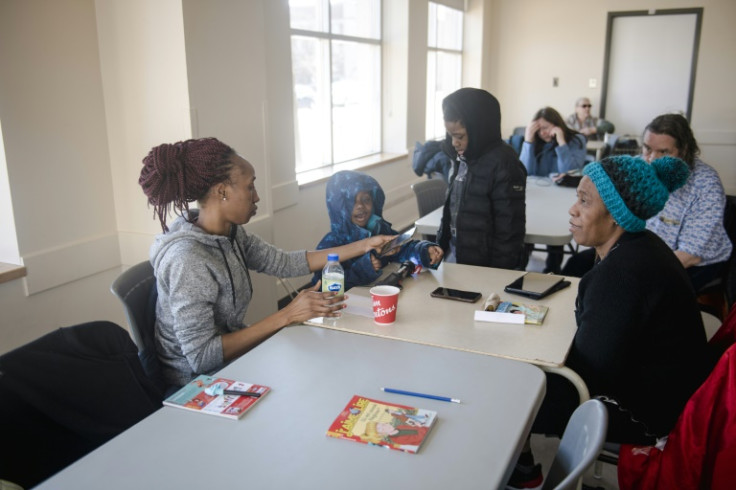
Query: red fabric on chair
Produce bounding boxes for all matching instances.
[618,339,736,489]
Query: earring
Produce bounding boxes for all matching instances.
[222,197,227,201]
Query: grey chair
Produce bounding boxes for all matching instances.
[111,260,164,389]
[542,399,608,490]
[411,178,447,218]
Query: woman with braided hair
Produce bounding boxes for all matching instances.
[139,138,393,388]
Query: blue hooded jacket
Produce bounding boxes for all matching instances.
[312,170,439,289]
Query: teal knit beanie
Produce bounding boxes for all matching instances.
[582,155,690,232]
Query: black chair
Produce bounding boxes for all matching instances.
[0,321,163,488]
[111,260,165,390]
[610,135,641,156]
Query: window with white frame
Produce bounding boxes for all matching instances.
[426,2,463,141]
[289,0,381,181]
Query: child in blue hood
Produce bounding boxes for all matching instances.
[312,171,443,289]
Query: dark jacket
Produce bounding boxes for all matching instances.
[412,139,452,182]
[313,170,440,290]
[437,88,527,269]
[569,231,711,440]
[0,321,163,488]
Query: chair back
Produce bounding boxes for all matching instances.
[111,261,163,387]
[411,178,448,218]
[543,399,609,490]
[611,135,641,156]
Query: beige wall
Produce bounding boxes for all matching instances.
[1,0,733,354]
[485,0,736,192]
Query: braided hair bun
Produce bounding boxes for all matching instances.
[139,137,234,231]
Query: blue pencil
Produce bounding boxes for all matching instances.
[381,387,461,404]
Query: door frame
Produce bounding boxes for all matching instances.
[599,7,704,121]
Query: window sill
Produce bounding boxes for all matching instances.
[0,262,27,285]
[297,152,408,187]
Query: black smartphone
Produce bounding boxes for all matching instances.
[430,287,482,303]
[378,227,416,256]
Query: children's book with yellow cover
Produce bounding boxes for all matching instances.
[326,395,438,454]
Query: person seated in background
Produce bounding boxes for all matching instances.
[565,97,599,140]
[521,106,588,177]
[563,114,732,290]
[138,138,393,387]
[312,170,443,290]
[507,155,712,489]
[520,107,587,273]
[438,88,527,270]
[642,113,732,291]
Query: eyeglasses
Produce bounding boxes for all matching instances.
[580,104,592,108]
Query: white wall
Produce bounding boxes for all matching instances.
[95,0,191,263]
[0,0,120,298]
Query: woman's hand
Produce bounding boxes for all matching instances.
[525,119,540,142]
[427,245,444,265]
[364,234,394,254]
[282,281,346,324]
[551,126,567,145]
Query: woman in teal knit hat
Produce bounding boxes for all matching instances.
[508,155,713,489]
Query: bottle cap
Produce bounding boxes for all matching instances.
[327,253,339,261]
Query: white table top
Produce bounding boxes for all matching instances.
[415,176,577,246]
[37,327,546,490]
[309,262,579,368]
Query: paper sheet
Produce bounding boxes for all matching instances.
[474,310,525,325]
[343,294,373,318]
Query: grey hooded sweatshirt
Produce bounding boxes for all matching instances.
[150,212,310,387]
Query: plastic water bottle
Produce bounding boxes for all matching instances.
[322,253,345,295]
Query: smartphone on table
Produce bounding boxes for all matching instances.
[430,287,482,303]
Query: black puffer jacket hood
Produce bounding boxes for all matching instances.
[442,88,503,161]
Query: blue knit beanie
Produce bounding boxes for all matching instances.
[582,155,690,232]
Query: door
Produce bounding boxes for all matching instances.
[600,8,703,136]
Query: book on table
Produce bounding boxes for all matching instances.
[163,374,270,420]
[326,395,438,454]
[495,301,549,325]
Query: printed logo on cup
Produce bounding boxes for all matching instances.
[372,301,396,320]
[369,285,400,325]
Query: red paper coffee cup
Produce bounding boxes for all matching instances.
[370,285,400,325]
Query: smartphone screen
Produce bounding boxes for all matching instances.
[430,287,482,303]
[379,227,416,256]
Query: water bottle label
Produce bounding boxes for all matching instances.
[322,273,344,295]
